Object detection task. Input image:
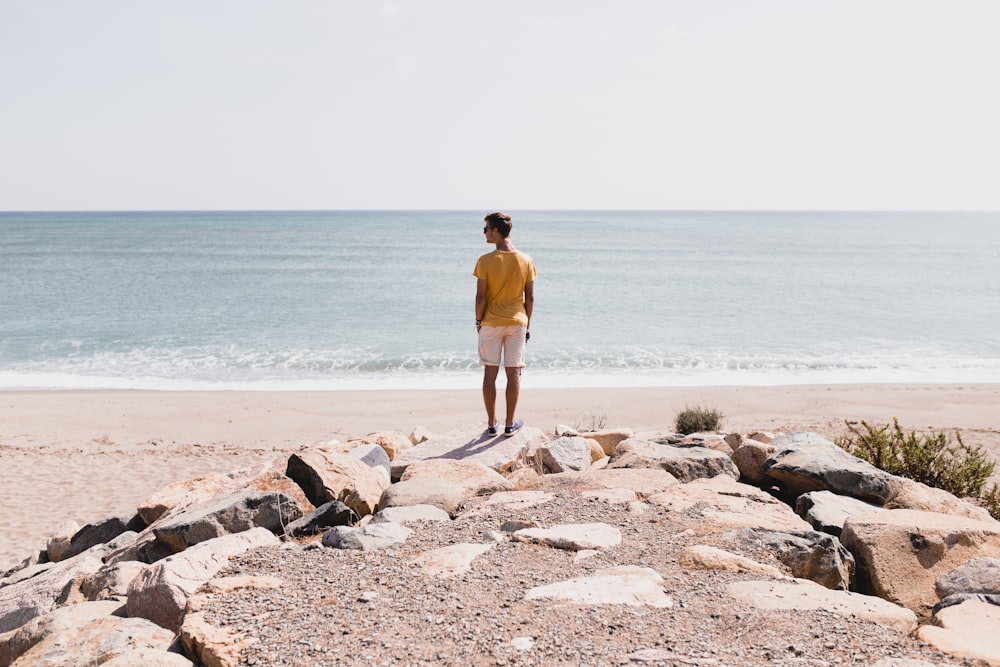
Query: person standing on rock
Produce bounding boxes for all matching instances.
[474,211,536,438]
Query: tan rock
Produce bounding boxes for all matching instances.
[138,473,236,525]
[285,449,390,518]
[390,424,546,478]
[649,476,810,533]
[412,543,494,578]
[400,458,512,496]
[582,429,634,456]
[679,545,784,577]
[458,490,556,519]
[525,566,672,608]
[0,600,123,667]
[885,477,995,522]
[180,610,256,667]
[348,431,413,461]
[378,477,467,516]
[79,561,149,601]
[198,575,283,596]
[512,523,621,551]
[841,509,1000,617]
[45,520,80,563]
[917,600,1000,665]
[729,579,917,634]
[11,615,178,667]
[544,468,678,497]
[731,440,776,484]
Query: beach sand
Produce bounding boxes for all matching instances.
[2,384,998,571]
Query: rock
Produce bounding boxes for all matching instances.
[0,600,123,667]
[511,523,622,551]
[534,436,594,473]
[885,476,995,521]
[79,561,149,601]
[841,508,1000,616]
[723,432,745,450]
[389,424,546,479]
[458,490,556,519]
[60,514,142,562]
[935,557,1000,599]
[322,522,412,551]
[677,545,784,577]
[347,431,412,461]
[412,543,494,577]
[732,528,854,590]
[150,490,302,555]
[609,438,739,482]
[0,551,104,634]
[378,477,467,516]
[525,566,672,608]
[762,432,897,503]
[198,575,284,596]
[138,473,238,525]
[580,429,634,457]
[750,431,776,444]
[731,440,776,484]
[795,490,884,537]
[283,501,356,537]
[917,599,1000,665]
[101,648,193,666]
[179,609,255,667]
[9,615,179,667]
[728,578,917,634]
[285,449,390,518]
[242,462,316,516]
[347,443,392,483]
[45,520,80,563]
[369,505,451,525]
[400,458,512,496]
[648,475,811,533]
[126,527,280,632]
[543,468,678,497]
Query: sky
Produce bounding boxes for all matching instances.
[1,1,998,211]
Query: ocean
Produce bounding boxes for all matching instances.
[1,210,998,390]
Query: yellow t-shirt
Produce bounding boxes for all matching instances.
[474,250,537,327]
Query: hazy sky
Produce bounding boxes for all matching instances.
[1,1,997,211]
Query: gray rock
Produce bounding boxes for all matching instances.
[283,501,356,537]
[935,557,1000,599]
[795,490,884,537]
[732,528,855,590]
[378,477,466,516]
[934,593,1000,614]
[347,443,392,483]
[60,514,143,561]
[151,490,302,555]
[535,436,594,473]
[322,522,412,551]
[609,438,738,482]
[511,523,622,551]
[285,449,389,518]
[762,432,897,503]
[79,561,150,602]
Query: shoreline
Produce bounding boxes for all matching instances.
[2,383,999,570]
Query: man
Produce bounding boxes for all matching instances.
[474,211,536,437]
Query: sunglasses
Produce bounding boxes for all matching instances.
[483,226,491,233]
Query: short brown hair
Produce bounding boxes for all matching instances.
[484,211,512,238]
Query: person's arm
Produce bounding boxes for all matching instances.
[475,279,488,329]
[523,280,534,334]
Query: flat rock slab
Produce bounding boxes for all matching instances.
[457,490,555,519]
[679,545,784,577]
[11,615,180,667]
[371,504,452,525]
[609,439,738,482]
[525,566,672,608]
[390,424,547,478]
[512,523,622,551]
[728,579,917,634]
[412,543,494,577]
[917,599,1000,665]
[323,522,412,551]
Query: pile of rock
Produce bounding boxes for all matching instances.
[1,423,999,666]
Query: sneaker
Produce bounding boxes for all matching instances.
[486,424,498,437]
[503,419,524,437]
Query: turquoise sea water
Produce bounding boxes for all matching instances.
[1,210,998,390]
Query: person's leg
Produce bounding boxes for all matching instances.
[504,366,520,427]
[482,365,499,428]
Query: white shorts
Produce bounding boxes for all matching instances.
[478,325,527,368]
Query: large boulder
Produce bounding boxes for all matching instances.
[934,557,1000,599]
[150,490,302,555]
[283,501,356,537]
[535,436,595,473]
[762,433,897,503]
[285,449,390,518]
[917,599,1000,665]
[378,477,467,517]
[322,522,412,551]
[399,458,512,496]
[126,527,280,632]
[580,429,634,457]
[731,439,777,484]
[732,528,855,590]
[389,424,546,479]
[609,439,738,482]
[0,551,104,634]
[59,514,144,562]
[0,600,122,667]
[137,473,239,525]
[841,509,1000,617]
[795,490,884,537]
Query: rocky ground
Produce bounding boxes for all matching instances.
[200,479,967,667]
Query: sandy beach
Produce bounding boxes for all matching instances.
[2,383,999,571]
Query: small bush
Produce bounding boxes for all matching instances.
[835,418,999,518]
[573,409,608,433]
[675,406,724,434]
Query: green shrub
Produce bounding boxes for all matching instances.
[835,418,999,518]
[675,406,724,434]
